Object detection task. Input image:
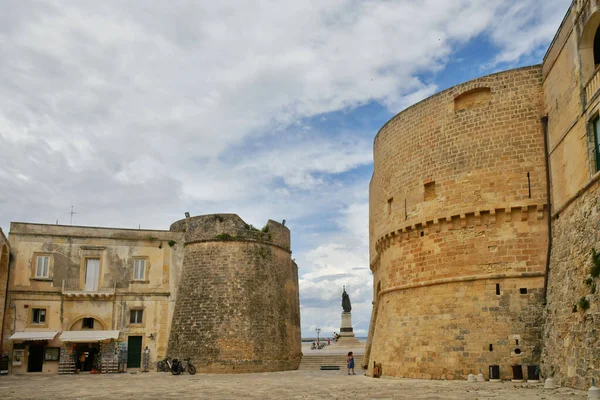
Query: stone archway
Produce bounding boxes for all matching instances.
[68,316,107,331]
[579,10,600,84]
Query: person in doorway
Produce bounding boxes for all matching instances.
[78,352,86,372]
[347,351,355,375]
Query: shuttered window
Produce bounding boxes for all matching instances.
[36,256,50,278]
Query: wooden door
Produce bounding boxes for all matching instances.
[127,336,142,368]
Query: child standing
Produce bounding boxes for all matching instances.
[347,351,355,375]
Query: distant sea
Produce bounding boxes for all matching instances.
[302,336,367,343]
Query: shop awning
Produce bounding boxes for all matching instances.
[59,330,120,343]
[9,331,59,341]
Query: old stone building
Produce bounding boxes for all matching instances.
[0,214,300,374]
[0,228,10,359]
[541,0,600,390]
[367,0,600,389]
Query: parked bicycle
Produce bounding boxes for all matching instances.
[171,357,196,375]
[156,357,172,372]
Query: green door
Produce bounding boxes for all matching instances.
[127,336,142,368]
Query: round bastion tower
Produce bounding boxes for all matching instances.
[167,214,301,373]
[367,66,549,380]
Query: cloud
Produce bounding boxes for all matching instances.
[0,0,569,337]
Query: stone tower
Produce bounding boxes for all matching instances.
[167,214,301,373]
[367,66,549,380]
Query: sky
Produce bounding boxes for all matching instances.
[0,0,571,338]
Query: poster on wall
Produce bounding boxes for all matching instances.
[12,349,24,366]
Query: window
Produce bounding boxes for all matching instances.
[82,318,95,329]
[84,258,100,291]
[594,117,600,173]
[35,256,50,278]
[130,309,143,324]
[32,308,46,324]
[133,259,146,281]
[44,347,60,361]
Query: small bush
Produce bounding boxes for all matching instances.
[572,304,578,313]
[245,224,259,231]
[168,240,177,247]
[261,224,269,233]
[578,297,590,312]
[215,233,234,241]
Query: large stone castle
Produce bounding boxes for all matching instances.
[366,0,600,390]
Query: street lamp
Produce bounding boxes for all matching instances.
[315,328,321,344]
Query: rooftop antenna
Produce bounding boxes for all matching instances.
[69,206,76,225]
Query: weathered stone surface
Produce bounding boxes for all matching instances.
[368,66,548,380]
[0,229,9,351]
[167,214,301,373]
[542,181,600,389]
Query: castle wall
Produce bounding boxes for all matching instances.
[368,66,548,380]
[541,0,600,390]
[167,214,301,373]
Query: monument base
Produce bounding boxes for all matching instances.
[334,311,362,347]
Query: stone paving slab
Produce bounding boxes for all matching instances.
[0,370,587,400]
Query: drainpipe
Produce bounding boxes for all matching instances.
[541,116,553,304]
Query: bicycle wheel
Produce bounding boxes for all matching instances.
[187,364,196,375]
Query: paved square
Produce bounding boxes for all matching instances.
[0,371,587,400]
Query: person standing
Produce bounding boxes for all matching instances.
[347,352,355,375]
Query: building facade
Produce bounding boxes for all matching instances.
[0,214,301,375]
[0,228,10,365]
[2,223,183,374]
[541,0,600,389]
[366,0,600,389]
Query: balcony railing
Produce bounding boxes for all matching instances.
[585,65,600,104]
[61,280,115,298]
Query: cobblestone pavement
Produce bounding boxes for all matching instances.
[0,370,587,400]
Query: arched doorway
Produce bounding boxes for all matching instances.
[579,11,600,84]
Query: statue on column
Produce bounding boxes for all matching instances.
[341,286,352,312]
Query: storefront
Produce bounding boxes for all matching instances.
[8,331,60,374]
[58,330,120,374]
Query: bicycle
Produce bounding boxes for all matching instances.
[171,357,196,375]
[156,357,172,372]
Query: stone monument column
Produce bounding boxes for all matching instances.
[336,286,361,346]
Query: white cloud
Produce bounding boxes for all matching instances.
[0,0,570,337]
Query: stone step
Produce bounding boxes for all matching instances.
[298,355,364,370]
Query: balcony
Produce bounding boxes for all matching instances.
[61,280,115,298]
